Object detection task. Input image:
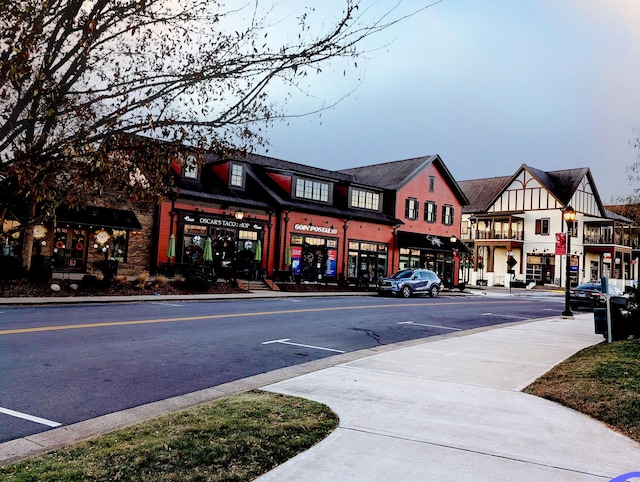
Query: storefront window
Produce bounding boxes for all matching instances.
[2,219,21,257]
[347,241,388,281]
[290,234,339,281]
[112,230,128,262]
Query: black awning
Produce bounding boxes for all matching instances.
[397,231,470,253]
[56,206,142,230]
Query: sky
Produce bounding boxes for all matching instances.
[258,0,640,204]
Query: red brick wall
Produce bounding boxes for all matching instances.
[396,163,462,239]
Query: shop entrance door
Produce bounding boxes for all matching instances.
[53,227,87,271]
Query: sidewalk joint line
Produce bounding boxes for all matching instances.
[340,426,612,479]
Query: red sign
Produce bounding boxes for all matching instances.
[555,233,566,255]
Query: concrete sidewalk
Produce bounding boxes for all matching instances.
[257,314,640,481]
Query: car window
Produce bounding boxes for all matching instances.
[392,270,413,280]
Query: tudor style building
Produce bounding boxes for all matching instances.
[459,164,638,290]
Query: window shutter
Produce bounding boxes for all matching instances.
[535,219,541,234]
[405,199,410,218]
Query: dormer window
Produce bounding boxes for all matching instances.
[183,154,199,179]
[294,177,330,203]
[230,163,245,188]
[351,188,380,211]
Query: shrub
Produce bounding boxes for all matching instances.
[82,274,98,288]
[28,256,52,284]
[154,274,168,285]
[135,271,149,285]
[113,274,128,284]
[184,271,211,292]
[96,260,118,284]
[0,255,26,280]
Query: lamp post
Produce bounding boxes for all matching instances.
[562,206,576,317]
[450,235,458,288]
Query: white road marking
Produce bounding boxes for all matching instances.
[150,302,183,307]
[0,406,62,427]
[398,321,462,331]
[262,338,346,353]
[481,313,530,320]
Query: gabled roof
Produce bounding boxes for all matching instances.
[339,155,469,205]
[604,208,635,224]
[457,176,511,214]
[527,165,589,206]
[459,164,605,215]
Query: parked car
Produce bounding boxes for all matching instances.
[569,282,625,310]
[377,268,442,298]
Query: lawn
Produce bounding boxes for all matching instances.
[0,391,338,482]
[525,338,640,443]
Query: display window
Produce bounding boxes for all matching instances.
[347,241,388,282]
[289,235,338,281]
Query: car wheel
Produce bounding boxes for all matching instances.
[401,285,412,298]
[429,285,439,298]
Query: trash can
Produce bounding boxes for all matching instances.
[593,308,607,337]
[596,297,633,341]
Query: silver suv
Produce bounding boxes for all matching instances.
[377,268,442,298]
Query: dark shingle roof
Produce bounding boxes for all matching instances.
[339,155,469,205]
[339,156,436,190]
[457,176,511,214]
[205,152,354,183]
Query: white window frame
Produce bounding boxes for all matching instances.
[295,178,330,202]
[351,189,380,210]
[183,154,199,179]
[406,198,419,220]
[424,201,437,223]
[230,163,245,188]
[442,204,454,226]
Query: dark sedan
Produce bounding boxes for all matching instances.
[569,283,624,310]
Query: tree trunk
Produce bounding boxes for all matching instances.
[21,201,36,271]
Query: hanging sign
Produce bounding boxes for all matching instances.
[555,233,566,255]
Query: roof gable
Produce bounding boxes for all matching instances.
[340,155,469,205]
[460,164,606,216]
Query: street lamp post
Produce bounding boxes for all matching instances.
[562,206,576,317]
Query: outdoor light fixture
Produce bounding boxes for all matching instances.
[562,205,576,317]
[450,235,458,244]
[234,210,245,220]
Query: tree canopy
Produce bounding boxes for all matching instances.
[1,1,436,204]
[1,0,438,267]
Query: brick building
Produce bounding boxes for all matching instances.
[1,143,469,285]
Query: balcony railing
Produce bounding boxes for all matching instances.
[584,233,634,247]
[463,230,524,241]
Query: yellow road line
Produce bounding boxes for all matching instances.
[0,300,523,336]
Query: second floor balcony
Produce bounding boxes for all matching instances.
[583,232,637,248]
[462,229,524,241]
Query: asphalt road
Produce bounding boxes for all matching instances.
[0,293,564,443]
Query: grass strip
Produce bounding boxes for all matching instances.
[525,338,640,443]
[0,390,338,481]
